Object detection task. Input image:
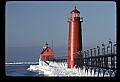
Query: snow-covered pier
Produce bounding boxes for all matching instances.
[27,41,116,77]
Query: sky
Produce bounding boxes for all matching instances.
[6,1,116,49]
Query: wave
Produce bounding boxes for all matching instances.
[5,62,39,65]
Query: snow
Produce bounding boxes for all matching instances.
[27,59,111,77]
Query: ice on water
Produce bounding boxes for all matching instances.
[27,59,110,77]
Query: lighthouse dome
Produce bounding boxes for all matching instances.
[70,6,80,14]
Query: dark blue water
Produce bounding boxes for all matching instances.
[5,64,45,77]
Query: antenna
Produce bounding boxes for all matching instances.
[52,40,53,50]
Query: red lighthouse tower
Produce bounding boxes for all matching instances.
[68,6,83,68]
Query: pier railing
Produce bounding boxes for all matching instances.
[75,40,117,77]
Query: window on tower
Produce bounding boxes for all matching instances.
[71,13,80,17]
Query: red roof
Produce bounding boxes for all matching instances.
[40,47,54,54]
[70,6,80,14]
